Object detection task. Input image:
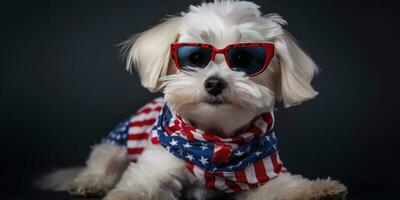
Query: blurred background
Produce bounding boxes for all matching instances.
[1,0,399,199]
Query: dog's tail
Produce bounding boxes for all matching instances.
[34,167,83,191]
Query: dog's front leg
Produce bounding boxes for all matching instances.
[236,173,347,200]
[69,143,129,197]
[104,144,187,200]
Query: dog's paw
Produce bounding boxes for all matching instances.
[69,174,113,197]
[309,178,347,200]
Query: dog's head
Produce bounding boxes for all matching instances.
[122,1,318,136]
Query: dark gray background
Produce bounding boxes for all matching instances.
[1,0,399,199]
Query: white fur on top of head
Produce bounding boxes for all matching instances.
[180,1,287,45]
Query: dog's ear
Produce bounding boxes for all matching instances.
[122,17,181,92]
[274,28,319,108]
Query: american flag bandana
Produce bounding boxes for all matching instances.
[104,97,285,193]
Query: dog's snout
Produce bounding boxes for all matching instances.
[204,77,227,96]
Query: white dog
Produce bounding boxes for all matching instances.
[39,1,347,200]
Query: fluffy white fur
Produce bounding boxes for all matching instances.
[161,65,275,137]
[39,1,346,200]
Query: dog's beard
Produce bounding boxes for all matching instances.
[161,64,275,137]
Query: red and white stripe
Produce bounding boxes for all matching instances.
[126,97,164,160]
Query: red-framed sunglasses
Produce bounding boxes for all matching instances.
[170,42,274,76]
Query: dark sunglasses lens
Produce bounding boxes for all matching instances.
[177,46,212,70]
[228,46,267,74]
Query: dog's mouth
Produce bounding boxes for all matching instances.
[204,95,227,105]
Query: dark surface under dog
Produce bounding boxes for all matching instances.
[1,192,396,200]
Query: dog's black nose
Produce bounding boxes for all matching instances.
[204,77,227,96]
